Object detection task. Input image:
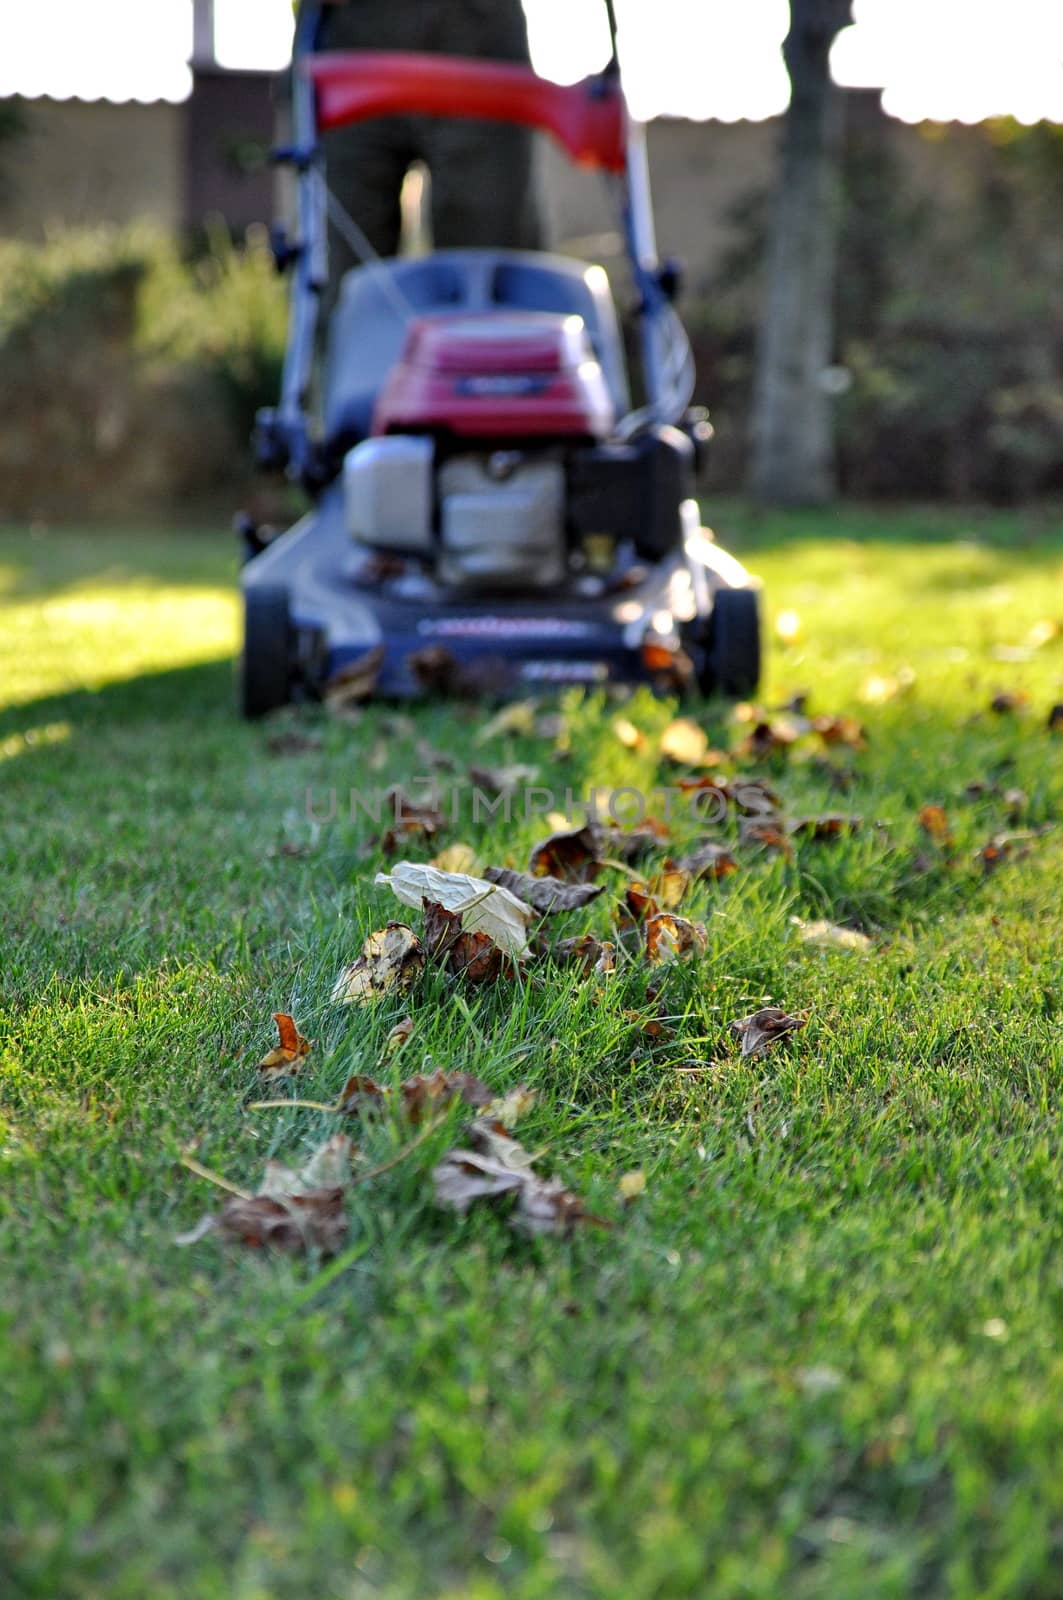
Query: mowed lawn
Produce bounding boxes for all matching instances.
[1,504,1061,1600]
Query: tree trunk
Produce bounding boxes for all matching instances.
[749,0,851,505]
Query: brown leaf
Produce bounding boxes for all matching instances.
[811,714,867,748]
[331,922,425,1004]
[468,762,539,797]
[378,786,446,857]
[645,913,707,964]
[405,644,465,696]
[177,1135,352,1255]
[732,778,782,816]
[623,1009,674,1042]
[483,865,604,914]
[423,899,508,984]
[680,841,739,881]
[731,1007,806,1058]
[740,817,794,857]
[383,1016,415,1056]
[989,690,1028,715]
[257,1012,312,1078]
[552,934,617,975]
[432,1118,605,1236]
[786,813,862,842]
[597,818,670,862]
[323,645,385,711]
[735,718,801,760]
[918,803,953,848]
[335,1074,388,1114]
[529,825,601,882]
[400,1069,495,1122]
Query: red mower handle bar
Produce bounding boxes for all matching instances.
[304,50,627,174]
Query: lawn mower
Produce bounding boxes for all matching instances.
[239,0,761,716]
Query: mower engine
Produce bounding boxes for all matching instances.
[343,311,615,591]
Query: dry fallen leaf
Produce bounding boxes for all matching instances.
[645,913,707,964]
[430,842,479,874]
[613,716,648,751]
[989,690,1028,715]
[792,917,873,954]
[660,716,712,766]
[552,934,617,976]
[332,922,425,1004]
[377,860,532,958]
[918,803,953,848]
[482,865,604,914]
[735,718,801,760]
[617,1170,647,1201]
[177,1134,352,1255]
[597,819,670,862]
[811,714,867,748]
[468,762,539,797]
[623,1008,674,1042]
[528,825,601,882]
[1048,703,1063,732]
[323,645,385,712]
[423,899,509,984]
[336,1067,494,1120]
[405,644,465,696]
[680,841,739,881]
[474,699,538,743]
[786,813,862,842]
[740,817,794,858]
[432,1117,604,1236]
[257,1012,312,1078]
[731,1007,807,1058]
[383,1016,415,1057]
[379,787,446,856]
[485,1085,538,1128]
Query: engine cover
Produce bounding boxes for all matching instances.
[438,453,566,591]
[372,312,615,441]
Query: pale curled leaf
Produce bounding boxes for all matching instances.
[376,861,532,958]
[792,917,872,954]
[331,922,425,1003]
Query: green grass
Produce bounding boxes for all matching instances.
[1,503,1061,1600]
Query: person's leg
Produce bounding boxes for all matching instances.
[425,118,543,251]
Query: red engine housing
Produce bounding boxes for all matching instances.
[371,311,615,441]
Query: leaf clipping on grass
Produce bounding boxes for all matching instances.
[918,803,953,848]
[430,842,479,874]
[482,865,604,914]
[378,787,447,856]
[257,1012,312,1078]
[177,1135,352,1255]
[786,813,862,842]
[323,645,385,712]
[432,1117,606,1236]
[659,716,713,767]
[680,841,739,881]
[376,860,532,958]
[731,1007,807,1058]
[645,913,707,964]
[423,899,510,984]
[528,824,601,882]
[551,934,617,976]
[791,917,873,954]
[337,1067,496,1122]
[331,922,425,1004]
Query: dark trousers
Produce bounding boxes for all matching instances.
[320,0,543,265]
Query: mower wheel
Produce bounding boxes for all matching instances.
[240,585,292,719]
[702,586,761,699]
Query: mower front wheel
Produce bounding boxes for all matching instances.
[240,585,292,719]
[700,586,761,699]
